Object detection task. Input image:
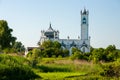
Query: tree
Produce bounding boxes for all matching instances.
[62,49,69,57]
[91,48,105,62]
[40,40,53,48]
[105,45,118,61]
[71,47,80,54]
[53,41,61,48]
[0,20,16,49]
[12,41,25,53]
[106,45,116,52]
[39,40,69,57]
[70,51,81,60]
[27,49,42,67]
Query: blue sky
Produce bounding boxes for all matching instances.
[0,0,120,48]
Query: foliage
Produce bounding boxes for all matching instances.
[71,47,80,54]
[70,51,81,60]
[0,20,25,54]
[70,47,89,60]
[39,40,69,57]
[39,41,120,62]
[0,20,16,49]
[106,45,116,52]
[0,54,40,80]
[12,41,25,53]
[71,45,120,63]
[100,61,120,78]
[2,41,25,54]
[90,48,105,63]
[27,48,42,67]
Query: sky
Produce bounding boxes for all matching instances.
[0,0,120,49]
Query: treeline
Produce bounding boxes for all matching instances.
[70,45,120,63]
[27,40,120,63]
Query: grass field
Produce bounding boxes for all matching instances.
[39,72,86,80]
[32,58,111,80]
[1,54,119,80]
[37,72,117,80]
[32,58,120,80]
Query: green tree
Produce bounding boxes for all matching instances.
[71,47,80,54]
[0,20,16,49]
[106,45,116,52]
[42,48,54,57]
[62,49,69,57]
[41,40,53,48]
[107,52,115,61]
[70,51,81,60]
[90,46,94,53]
[91,48,105,62]
[53,41,61,48]
[12,41,25,53]
[39,40,69,57]
[105,45,118,61]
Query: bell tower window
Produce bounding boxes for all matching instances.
[82,17,86,24]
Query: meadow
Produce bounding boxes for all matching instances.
[0,54,120,80]
[33,58,120,80]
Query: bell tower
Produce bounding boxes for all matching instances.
[81,8,89,40]
[80,8,90,53]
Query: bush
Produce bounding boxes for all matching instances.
[0,54,40,80]
[70,51,89,60]
[70,51,80,60]
[26,49,42,67]
[58,55,62,58]
[100,62,120,78]
[0,64,39,80]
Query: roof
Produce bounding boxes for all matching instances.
[46,23,54,32]
[83,8,87,14]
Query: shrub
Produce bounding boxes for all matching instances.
[0,54,40,80]
[70,51,89,60]
[26,49,42,67]
[100,62,120,78]
[58,55,62,58]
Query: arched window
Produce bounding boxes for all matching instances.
[82,17,86,24]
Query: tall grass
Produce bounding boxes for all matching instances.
[37,58,103,73]
[33,58,105,79]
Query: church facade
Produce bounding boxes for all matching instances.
[39,9,90,55]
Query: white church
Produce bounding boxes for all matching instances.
[39,8,90,55]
